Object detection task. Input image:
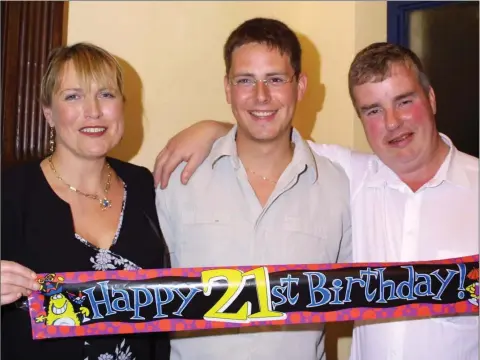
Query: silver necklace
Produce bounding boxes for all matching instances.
[245,167,278,184]
[244,143,295,185]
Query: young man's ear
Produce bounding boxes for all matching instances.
[224,75,232,105]
[296,73,308,102]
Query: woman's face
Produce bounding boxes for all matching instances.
[43,61,124,160]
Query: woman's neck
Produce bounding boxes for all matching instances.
[48,149,110,194]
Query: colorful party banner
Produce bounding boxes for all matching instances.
[28,255,479,340]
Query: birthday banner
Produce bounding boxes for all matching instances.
[28,255,479,340]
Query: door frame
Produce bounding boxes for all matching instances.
[1,2,66,169]
[387,1,462,46]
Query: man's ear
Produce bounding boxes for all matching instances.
[428,86,437,115]
[296,73,308,102]
[224,75,232,105]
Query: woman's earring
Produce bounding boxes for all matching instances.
[49,126,55,154]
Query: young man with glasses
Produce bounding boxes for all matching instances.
[155,41,479,359]
[155,17,352,360]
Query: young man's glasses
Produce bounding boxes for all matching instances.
[229,74,295,89]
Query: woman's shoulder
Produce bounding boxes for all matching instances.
[2,160,45,217]
[107,157,153,185]
[2,159,43,190]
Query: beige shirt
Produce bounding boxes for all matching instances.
[156,126,352,360]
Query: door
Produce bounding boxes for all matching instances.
[387,1,479,157]
[1,1,66,170]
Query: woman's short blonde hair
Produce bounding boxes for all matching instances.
[40,42,124,107]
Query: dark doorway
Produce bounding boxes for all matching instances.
[388,1,479,157]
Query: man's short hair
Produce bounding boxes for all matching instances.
[348,42,431,105]
[223,17,302,77]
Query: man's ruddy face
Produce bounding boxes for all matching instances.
[353,63,437,171]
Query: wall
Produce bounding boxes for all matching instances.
[67,1,385,167]
[67,2,386,359]
[353,1,387,152]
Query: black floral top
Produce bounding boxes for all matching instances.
[76,185,139,272]
[77,185,138,360]
[2,158,170,360]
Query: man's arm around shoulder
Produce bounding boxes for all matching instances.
[307,142,353,178]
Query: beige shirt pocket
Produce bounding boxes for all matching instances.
[176,209,250,267]
[261,216,328,265]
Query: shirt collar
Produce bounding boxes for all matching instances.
[290,128,319,184]
[209,125,240,169]
[209,125,318,184]
[366,133,471,189]
[365,158,399,188]
[440,133,471,188]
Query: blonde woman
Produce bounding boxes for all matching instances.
[1,43,170,359]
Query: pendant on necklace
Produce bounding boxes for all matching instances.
[100,198,112,211]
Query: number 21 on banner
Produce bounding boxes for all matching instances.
[201,267,287,323]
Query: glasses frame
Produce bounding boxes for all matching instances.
[229,74,296,89]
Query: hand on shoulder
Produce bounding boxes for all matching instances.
[153,120,232,189]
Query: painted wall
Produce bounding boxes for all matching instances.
[67,1,385,167]
[67,2,386,358]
